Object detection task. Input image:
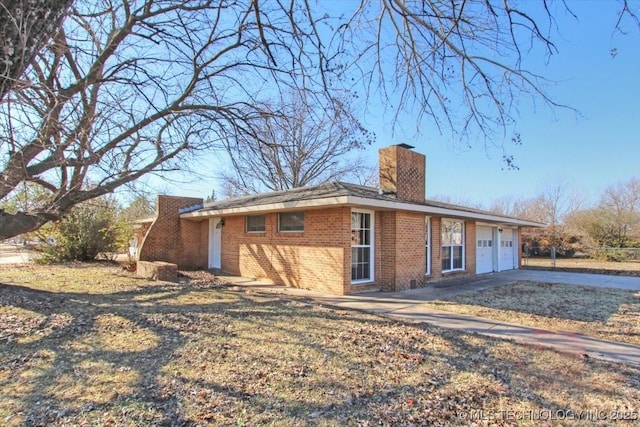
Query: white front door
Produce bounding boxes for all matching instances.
[498,228,515,271]
[208,218,222,269]
[476,226,494,274]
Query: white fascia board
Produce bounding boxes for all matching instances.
[345,196,545,227]
[180,196,350,219]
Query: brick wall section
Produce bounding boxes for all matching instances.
[177,219,208,269]
[220,207,351,295]
[430,217,442,277]
[137,261,178,282]
[393,212,427,290]
[465,221,477,274]
[138,195,205,268]
[379,145,426,203]
[376,211,427,291]
[377,211,396,291]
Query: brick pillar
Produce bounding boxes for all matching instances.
[431,217,442,277]
[465,222,476,274]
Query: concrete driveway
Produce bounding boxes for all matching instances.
[374,269,640,302]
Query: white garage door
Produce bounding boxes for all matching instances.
[499,228,515,271]
[476,226,494,274]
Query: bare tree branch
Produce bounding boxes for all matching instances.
[1,0,638,238]
[0,0,334,238]
[219,89,375,195]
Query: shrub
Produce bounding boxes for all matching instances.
[41,197,128,262]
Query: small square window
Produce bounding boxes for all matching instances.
[246,215,266,232]
[279,211,304,232]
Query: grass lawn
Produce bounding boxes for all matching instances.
[1,264,639,426]
[423,281,640,346]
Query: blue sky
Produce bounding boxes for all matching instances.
[156,1,639,208]
[363,1,640,207]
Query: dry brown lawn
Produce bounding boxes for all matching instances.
[423,281,640,346]
[1,264,639,426]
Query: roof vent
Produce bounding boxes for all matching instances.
[378,189,397,198]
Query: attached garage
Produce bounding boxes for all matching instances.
[476,225,519,273]
[476,225,495,274]
[498,228,516,271]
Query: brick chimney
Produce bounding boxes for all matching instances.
[379,144,426,203]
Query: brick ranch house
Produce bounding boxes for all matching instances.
[137,144,543,294]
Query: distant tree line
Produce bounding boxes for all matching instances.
[484,177,640,260]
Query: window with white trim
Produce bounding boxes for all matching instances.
[441,219,464,272]
[425,217,431,275]
[278,211,304,232]
[246,215,266,233]
[351,210,373,283]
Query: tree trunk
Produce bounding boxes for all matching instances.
[0,210,60,240]
[0,0,73,101]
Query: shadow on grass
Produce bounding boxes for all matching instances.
[1,275,639,426]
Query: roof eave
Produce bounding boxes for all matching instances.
[345,196,545,227]
[179,195,351,219]
[180,194,545,227]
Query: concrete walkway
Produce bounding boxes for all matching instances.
[220,270,640,367]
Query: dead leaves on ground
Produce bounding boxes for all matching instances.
[0,265,639,426]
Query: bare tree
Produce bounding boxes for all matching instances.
[220,90,374,194]
[333,0,639,154]
[570,177,640,247]
[0,0,335,239]
[487,195,527,218]
[0,0,74,101]
[1,0,638,238]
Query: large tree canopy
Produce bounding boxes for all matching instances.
[1,0,638,239]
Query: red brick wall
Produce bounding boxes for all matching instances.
[394,212,427,290]
[430,217,442,277]
[377,211,396,291]
[139,193,518,293]
[465,221,477,274]
[220,207,351,294]
[177,219,208,269]
[138,195,206,269]
[379,145,426,203]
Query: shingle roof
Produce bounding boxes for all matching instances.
[191,181,540,226]
[199,182,361,211]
